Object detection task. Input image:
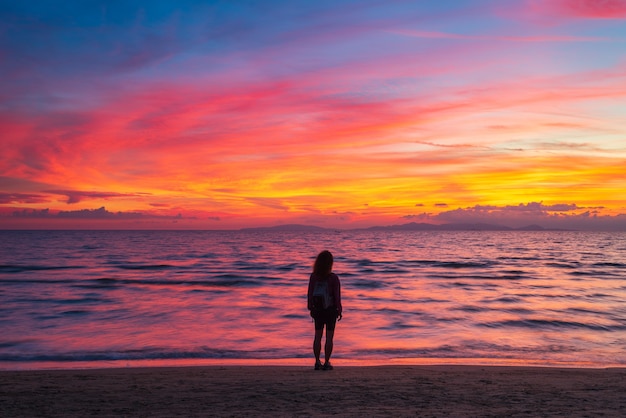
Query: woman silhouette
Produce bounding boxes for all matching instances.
[307,250,342,370]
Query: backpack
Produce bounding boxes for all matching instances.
[312,278,334,310]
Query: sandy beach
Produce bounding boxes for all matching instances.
[1,365,625,417]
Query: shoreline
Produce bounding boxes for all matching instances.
[2,356,623,372]
[2,365,625,417]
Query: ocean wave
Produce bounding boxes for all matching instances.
[77,278,120,288]
[114,264,177,270]
[486,296,523,303]
[479,319,625,331]
[351,342,583,359]
[545,262,582,269]
[392,260,497,269]
[0,264,85,273]
[569,270,623,278]
[9,296,108,306]
[433,261,495,269]
[61,310,90,316]
[1,276,267,288]
[277,263,299,271]
[454,305,491,313]
[497,256,542,261]
[0,347,305,363]
[81,245,101,250]
[347,279,386,289]
[592,262,626,269]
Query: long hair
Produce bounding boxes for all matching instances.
[313,250,333,277]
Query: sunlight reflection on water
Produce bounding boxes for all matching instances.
[1,230,625,369]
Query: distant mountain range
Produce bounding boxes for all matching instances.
[240,222,562,232]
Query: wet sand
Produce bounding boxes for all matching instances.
[1,365,625,417]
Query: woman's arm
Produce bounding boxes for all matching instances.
[307,274,315,310]
[333,274,342,315]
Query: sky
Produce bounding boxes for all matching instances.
[1,0,626,230]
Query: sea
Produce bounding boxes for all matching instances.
[1,229,625,370]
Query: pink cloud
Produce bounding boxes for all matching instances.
[528,0,626,19]
[3,52,623,199]
[392,29,612,42]
[8,16,619,182]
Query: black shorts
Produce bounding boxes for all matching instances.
[312,307,338,331]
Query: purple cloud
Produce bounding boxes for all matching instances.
[12,206,186,221]
[45,190,150,204]
[0,192,49,204]
[474,202,581,213]
[427,202,625,231]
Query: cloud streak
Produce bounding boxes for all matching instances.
[45,190,150,204]
[0,193,49,204]
[391,29,616,43]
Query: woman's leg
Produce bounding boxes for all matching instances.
[313,328,323,363]
[324,328,334,364]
